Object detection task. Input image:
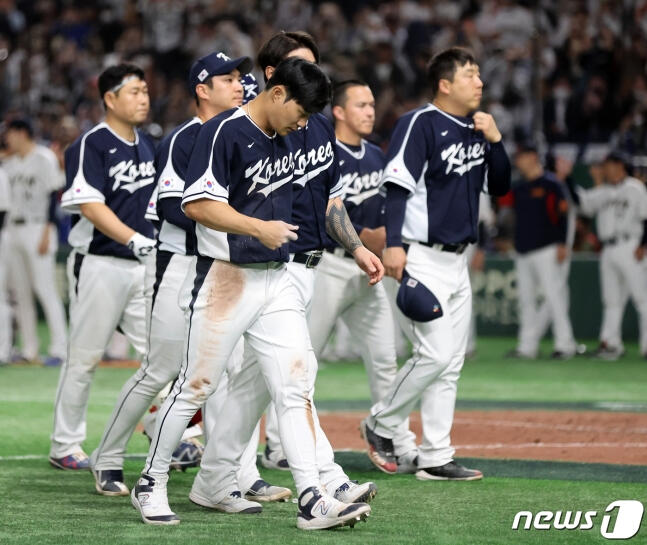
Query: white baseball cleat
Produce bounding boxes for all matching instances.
[189,488,262,514]
[332,480,377,504]
[131,473,180,525]
[296,486,371,530]
[244,479,292,502]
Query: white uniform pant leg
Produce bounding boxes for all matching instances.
[535,245,576,353]
[599,247,626,350]
[619,242,647,353]
[143,259,259,478]
[343,277,417,456]
[367,245,467,442]
[50,254,134,458]
[0,231,11,362]
[25,223,68,358]
[515,252,540,357]
[7,229,39,359]
[91,252,190,471]
[417,271,472,468]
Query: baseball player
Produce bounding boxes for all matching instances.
[505,144,577,359]
[2,119,67,365]
[0,164,10,365]
[361,47,511,480]
[49,64,157,470]
[202,31,383,507]
[131,58,376,529]
[307,79,419,472]
[90,52,287,503]
[574,151,647,360]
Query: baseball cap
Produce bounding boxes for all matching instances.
[515,141,538,155]
[603,149,631,168]
[396,270,444,322]
[6,118,33,136]
[241,72,260,104]
[188,52,253,94]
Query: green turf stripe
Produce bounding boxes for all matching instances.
[332,451,647,483]
[315,399,647,412]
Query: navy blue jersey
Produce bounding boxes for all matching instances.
[154,117,201,256]
[182,107,296,264]
[288,113,343,253]
[62,122,156,259]
[383,104,507,245]
[512,172,568,254]
[336,138,386,239]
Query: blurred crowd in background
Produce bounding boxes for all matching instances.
[1,0,647,253]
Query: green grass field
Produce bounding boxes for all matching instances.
[1,336,646,544]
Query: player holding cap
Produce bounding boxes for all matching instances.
[131,57,374,530]
[2,119,67,366]
[361,47,511,480]
[308,79,419,472]
[49,64,156,470]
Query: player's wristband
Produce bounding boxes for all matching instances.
[127,232,156,262]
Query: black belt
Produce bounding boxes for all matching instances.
[602,235,633,246]
[291,251,322,268]
[418,241,469,254]
[324,248,354,259]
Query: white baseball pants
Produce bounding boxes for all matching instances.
[367,242,472,468]
[7,222,67,359]
[50,252,147,458]
[0,230,10,362]
[143,259,320,496]
[515,244,576,356]
[309,250,417,456]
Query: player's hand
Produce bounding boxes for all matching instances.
[473,112,502,143]
[352,246,384,285]
[470,248,485,271]
[382,246,407,282]
[359,226,386,256]
[127,232,156,263]
[37,228,50,255]
[556,244,568,263]
[257,221,298,250]
[635,246,646,261]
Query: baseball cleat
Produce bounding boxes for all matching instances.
[415,460,483,481]
[550,350,574,360]
[592,343,624,361]
[333,480,377,504]
[93,469,129,496]
[261,443,289,470]
[245,479,292,502]
[296,486,371,530]
[396,450,419,474]
[49,451,90,470]
[169,437,203,471]
[189,489,262,514]
[359,418,397,474]
[131,473,180,525]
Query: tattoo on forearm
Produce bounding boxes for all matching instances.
[325,198,362,253]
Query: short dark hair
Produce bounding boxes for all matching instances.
[257,31,320,81]
[266,57,331,115]
[427,47,477,99]
[6,118,33,138]
[98,63,145,108]
[332,79,369,109]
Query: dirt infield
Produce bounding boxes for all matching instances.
[315,410,647,466]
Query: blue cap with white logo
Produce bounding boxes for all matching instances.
[189,51,253,95]
[396,270,444,322]
[241,72,259,104]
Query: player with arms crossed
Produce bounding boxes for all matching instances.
[131,58,373,530]
[199,31,384,510]
[308,79,419,472]
[50,64,156,470]
[361,47,511,480]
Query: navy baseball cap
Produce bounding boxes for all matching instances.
[189,52,253,94]
[396,270,444,322]
[241,72,259,104]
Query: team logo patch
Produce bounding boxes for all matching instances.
[206,181,213,188]
[197,69,209,82]
[406,278,418,288]
[148,202,155,208]
[164,180,171,186]
[75,188,81,193]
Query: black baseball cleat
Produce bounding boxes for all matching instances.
[93,468,129,496]
[261,443,289,470]
[359,418,397,474]
[416,460,483,481]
